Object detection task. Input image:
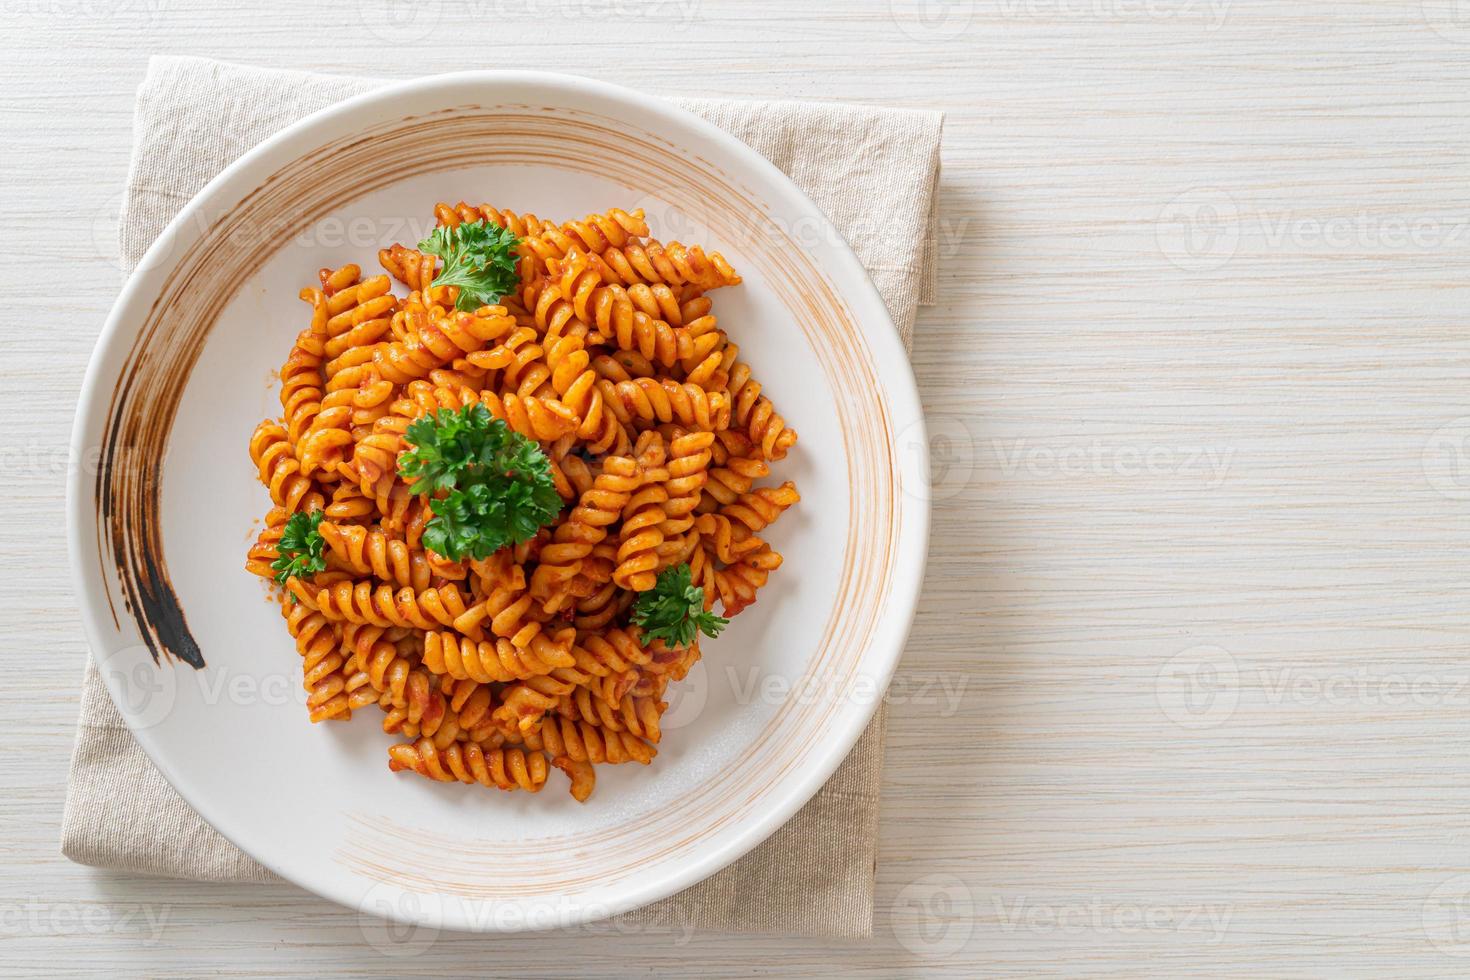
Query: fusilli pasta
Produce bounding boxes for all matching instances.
[245,202,799,799]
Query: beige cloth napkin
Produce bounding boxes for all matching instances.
[63,56,941,939]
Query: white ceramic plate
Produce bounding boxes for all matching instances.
[68,71,927,932]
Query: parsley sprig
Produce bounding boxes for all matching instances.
[398,404,560,560]
[418,219,521,312]
[271,510,326,585]
[631,564,729,648]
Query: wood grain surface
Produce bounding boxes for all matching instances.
[6,1,1470,975]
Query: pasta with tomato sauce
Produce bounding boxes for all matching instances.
[245,203,799,800]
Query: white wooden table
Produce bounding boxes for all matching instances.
[8,1,1470,974]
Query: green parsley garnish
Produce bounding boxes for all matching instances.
[271,509,326,585]
[631,564,729,648]
[398,402,503,495]
[398,404,560,560]
[418,219,521,312]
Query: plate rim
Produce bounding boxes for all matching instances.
[67,68,930,932]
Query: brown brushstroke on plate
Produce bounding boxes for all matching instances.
[96,269,206,668]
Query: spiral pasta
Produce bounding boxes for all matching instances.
[246,201,799,800]
[494,673,577,737]
[372,305,518,385]
[593,237,740,292]
[341,622,414,707]
[318,521,433,591]
[725,353,799,460]
[280,289,328,444]
[525,714,656,766]
[249,420,320,514]
[557,687,666,744]
[702,430,770,507]
[315,579,474,630]
[600,375,729,432]
[529,455,641,607]
[422,628,576,684]
[284,600,355,724]
[521,207,651,278]
[295,266,400,478]
[614,434,670,591]
[389,739,549,793]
